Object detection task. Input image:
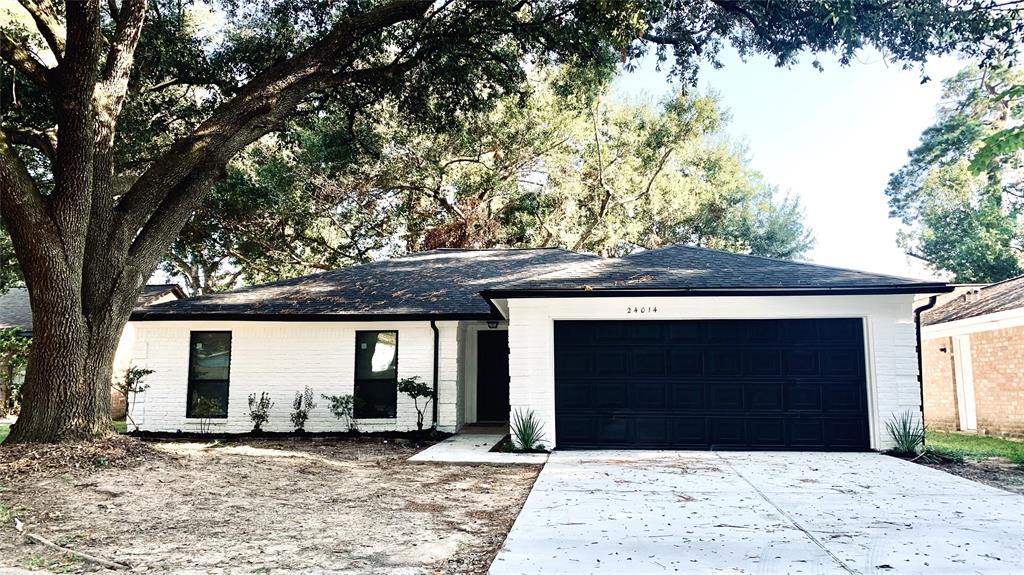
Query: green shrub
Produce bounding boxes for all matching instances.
[290,386,316,431]
[322,393,356,432]
[510,409,547,452]
[885,410,925,456]
[247,392,274,432]
[397,376,434,431]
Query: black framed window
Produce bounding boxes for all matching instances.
[186,331,231,418]
[354,331,398,419]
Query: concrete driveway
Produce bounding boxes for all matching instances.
[489,451,1024,575]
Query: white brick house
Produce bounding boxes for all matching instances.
[126,246,949,450]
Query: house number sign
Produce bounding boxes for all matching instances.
[626,305,658,314]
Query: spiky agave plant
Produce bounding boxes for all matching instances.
[511,409,548,452]
[885,410,925,456]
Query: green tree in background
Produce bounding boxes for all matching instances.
[887,65,1024,283]
[169,79,812,292]
[0,0,1019,442]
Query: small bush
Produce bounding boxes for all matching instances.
[247,392,274,432]
[322,393,356,432]
[510,409,547,452]
[397,376,434,431]
[290,386,316,432]
[886,410,925,456]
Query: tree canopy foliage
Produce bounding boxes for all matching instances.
[167,78,813,293]
[887,64,1024,283]
[0,0,1020,442]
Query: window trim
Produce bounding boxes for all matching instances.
[186,331,232,419]
[353,330,399,420]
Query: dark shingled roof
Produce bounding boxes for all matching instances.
[923,275,1024,326]
[132,248,598,320]
[486,245,947,295]
[1,285,187,335]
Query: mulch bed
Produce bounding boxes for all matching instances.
[922,458,1024,496]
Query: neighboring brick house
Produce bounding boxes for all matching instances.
[0,284,186,419]
[921,275,1024,437]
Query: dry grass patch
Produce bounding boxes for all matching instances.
[0,437,540,574]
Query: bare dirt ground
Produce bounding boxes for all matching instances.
[0,437,540,574]
[924,458,1024,496]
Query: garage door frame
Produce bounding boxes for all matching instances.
[552,317,876,451]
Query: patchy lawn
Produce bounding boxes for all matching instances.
[0,424,8,444]
[0,437,540,574]
[926,431,1024,463]
[923,431,1024,496]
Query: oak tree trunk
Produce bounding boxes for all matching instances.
[6,268,139,443]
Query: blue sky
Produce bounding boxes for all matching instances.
[614,49,964,280]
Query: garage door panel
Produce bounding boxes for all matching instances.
[594,351,628,375]
[631,383,667,409]
[821,349,862,376]
[789,420,825,446]
[746,350,782,376]
[747,383,784,410]
[596,417,629,443]
[784,350,821,375]
[554,319,869,451]
[748,419,786,447]
[826,419,869,447]
[555,350,590,377]
[787,384,823,410]
[632,349,666,375]
[668,350,703,376]
[670,384,705,409]
[709,418,747,445]
[822,384,864,412]
[593,383,627,408]
[707,349,743,376]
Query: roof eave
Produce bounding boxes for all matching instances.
[482,284,953,299]
[128,311,502,322]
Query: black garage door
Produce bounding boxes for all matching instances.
[554,319,869,450]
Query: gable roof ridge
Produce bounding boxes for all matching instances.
[639,243,930,283]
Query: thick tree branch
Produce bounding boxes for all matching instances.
[0,32,52,90]
[17,0,66,59]
[0,132,61,275]
[116,0,434,260]
[2,126,57,161]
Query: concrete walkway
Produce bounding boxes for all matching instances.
[490,451,1024,575]
[408,425,547,464]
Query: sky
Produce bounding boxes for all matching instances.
[613,49,964,280]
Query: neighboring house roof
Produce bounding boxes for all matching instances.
[0,288,33,334]
[484,245,948,296]
[137,284,188,306]
[131,248,599,321]
[0,284,188,335]
[923,274,1024,326]
[132,245,949,322]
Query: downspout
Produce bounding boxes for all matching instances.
[914,295,939,428]
[430,320,439,431]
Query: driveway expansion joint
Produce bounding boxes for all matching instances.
[715,452,861,575]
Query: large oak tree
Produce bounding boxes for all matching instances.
[0,0,1019,442]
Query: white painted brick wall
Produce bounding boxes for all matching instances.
[506,294,922,451]
[126,320,462,434]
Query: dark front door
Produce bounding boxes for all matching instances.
[477,330,510,422]
[554,319,870,451]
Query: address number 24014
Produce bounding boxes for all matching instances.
[626,305,657,314]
